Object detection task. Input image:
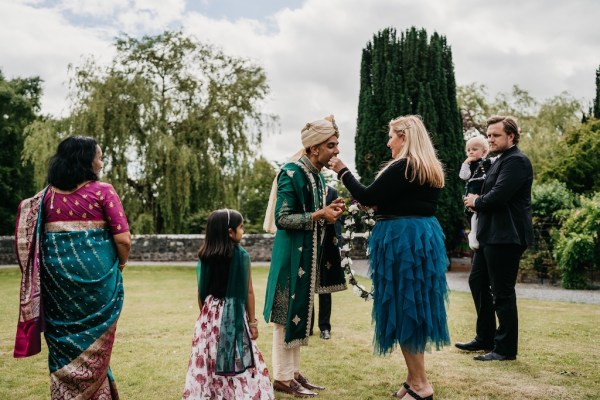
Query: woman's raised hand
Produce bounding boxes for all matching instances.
[328,156,346,173]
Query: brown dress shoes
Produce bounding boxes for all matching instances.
[296,373,326,391]
[273,379,317,398]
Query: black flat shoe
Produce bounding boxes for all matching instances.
[474,351,516,361]
[455,339,493,352]
[391,382,410,398]
[405,386,433,400]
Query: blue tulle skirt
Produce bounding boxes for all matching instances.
[368,216,450,355]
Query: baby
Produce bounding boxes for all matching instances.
[459,135,494,250]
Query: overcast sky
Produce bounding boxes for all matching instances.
[1,0,599,169]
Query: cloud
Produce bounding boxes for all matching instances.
[2,0,599,168]
[58,0,125,18]
[0,1,115,116]
[116,0,186,32]
[56,0,186,32]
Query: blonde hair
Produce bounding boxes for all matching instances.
[376,115,445,188]
[465,135,489,154]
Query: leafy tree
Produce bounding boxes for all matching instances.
[0,71,41,234]
[531,180,578,220]
[24,31,270,233]
[457,84,582,179]
[356,27,464,248]
[239,157,276,232]
[521,92,582,177]
[554,193,600,289]
[520,180,578,283]
[458,84,539,135]
[543,119,600,194]
[457,83,492,135]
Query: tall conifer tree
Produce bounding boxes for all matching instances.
[356,27,464,247]
[594,65,600,119]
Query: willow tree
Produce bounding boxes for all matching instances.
[24,31,270,233]
[239,157,277,232]
[356,27,464,247]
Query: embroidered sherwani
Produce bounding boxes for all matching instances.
[263,156,344,348]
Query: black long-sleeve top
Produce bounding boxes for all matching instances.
[339,159,440,217]
[205,263,229,299]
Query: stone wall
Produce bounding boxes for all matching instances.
[0,234,368,265]
[0,236,16,265]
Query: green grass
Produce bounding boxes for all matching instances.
[1,266,599,399]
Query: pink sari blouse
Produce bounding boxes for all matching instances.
[43,181,129,234]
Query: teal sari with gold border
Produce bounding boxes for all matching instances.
[15,188,124,399]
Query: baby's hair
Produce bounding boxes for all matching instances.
[198,208,244,266]
[466,135,489,153]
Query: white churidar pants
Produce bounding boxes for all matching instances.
[272,323,300,381]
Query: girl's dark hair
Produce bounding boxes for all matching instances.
[198,208,244,266]
[47,136,99,190]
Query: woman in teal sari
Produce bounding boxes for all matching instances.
[14,136,131,399]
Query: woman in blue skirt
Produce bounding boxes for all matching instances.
[330,115,449,400]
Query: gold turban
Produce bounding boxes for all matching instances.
[262,115,339,233]
[301,115,339,148]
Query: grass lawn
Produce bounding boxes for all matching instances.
[1,265,599,399]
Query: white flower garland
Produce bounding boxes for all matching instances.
[341,202,375,300]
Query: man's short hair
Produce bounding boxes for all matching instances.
[487,115,520,144]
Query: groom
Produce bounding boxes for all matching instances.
[263,115,345,397]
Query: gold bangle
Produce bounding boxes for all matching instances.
[339,170,350,181]
[118,262,128,269]
[248,319,258,328]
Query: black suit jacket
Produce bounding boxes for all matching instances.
[473,146,534,247]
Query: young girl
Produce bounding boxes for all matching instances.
[459,135,494,249]
[183,209,274,400]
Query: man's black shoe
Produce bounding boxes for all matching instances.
[455,340,493,352]
[474,351,516,361]
[319,330,331,340]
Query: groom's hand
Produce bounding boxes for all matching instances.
[330,197,346,213]
[317,203,343,224]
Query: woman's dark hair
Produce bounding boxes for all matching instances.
[47,136,99,190]
[198,208,244,266]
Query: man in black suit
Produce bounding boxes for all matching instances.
[456,115,533,361]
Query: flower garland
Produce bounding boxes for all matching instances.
[340,202,375,300]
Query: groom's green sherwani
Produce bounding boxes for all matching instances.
[263,156,345,348]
